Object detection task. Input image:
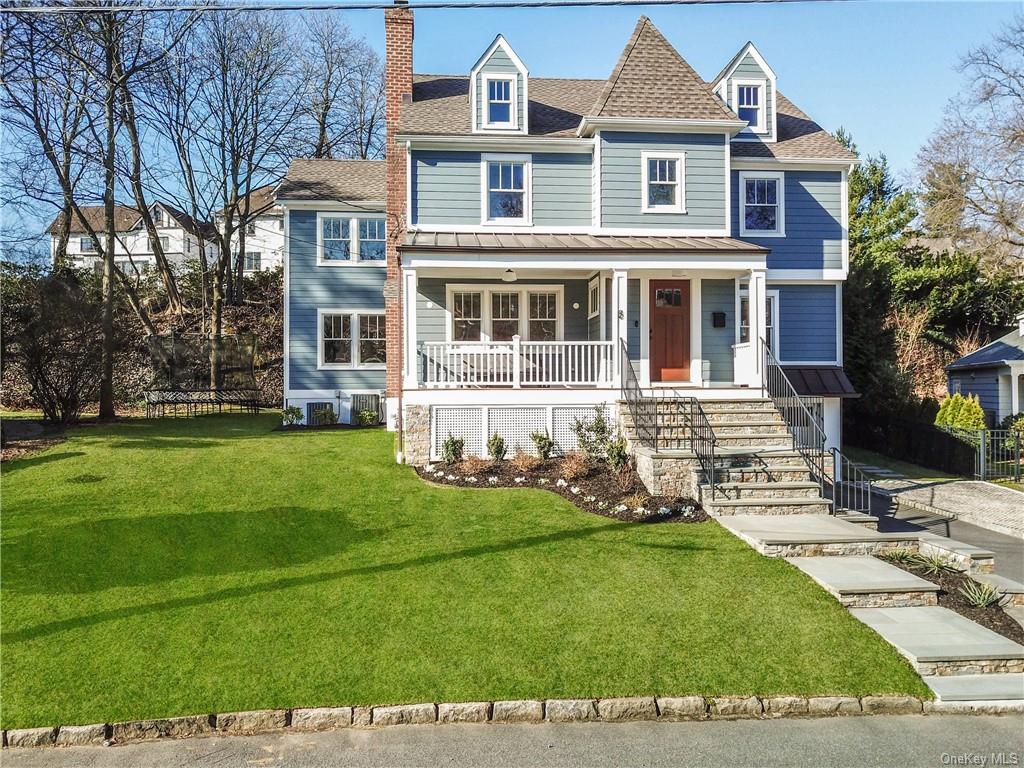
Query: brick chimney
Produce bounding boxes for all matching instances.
[384,1,413,406]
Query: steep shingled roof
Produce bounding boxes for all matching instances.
[589,16,736,122]
[729,93,857,161]
[46,205,141,235]
[277,159,386,202]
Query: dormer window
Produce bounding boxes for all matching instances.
[733,80,766,133]
[641,151,685,214]
[484,77,516,129]
[153,208,163,226]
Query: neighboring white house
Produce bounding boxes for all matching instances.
[47,202,217,273]
[218,184,285,273]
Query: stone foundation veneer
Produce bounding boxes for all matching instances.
[839,592,938,609]
[917,658,1024,676]
[633,447,701,497]
[402,404,430,465]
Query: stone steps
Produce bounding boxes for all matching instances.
[717,465,813,483]
[710,481,822,500]
[702,495,833,516]
[923,673,1024,702]
[786,556,939,608]
[716,514,920,557]
[850,606,1024,677]
[918,533,995,574]
[715,434,795,449]
[835,511,879,530]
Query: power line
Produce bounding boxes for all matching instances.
[6,0,863,13]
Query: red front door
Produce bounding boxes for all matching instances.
[649,280,690,382]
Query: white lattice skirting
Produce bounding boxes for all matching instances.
[430,404,615,460]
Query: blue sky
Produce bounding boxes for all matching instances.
[344,0,1019,179]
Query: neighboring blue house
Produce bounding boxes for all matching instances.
[946,313,1024,424]
[280,12,858,466]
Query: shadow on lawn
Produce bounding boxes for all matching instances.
[2,519,683,643]
[2,450,85,472]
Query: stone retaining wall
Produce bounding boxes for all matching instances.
[402,404,430,465]
[5,694,1020,749]
[633,448,700,497]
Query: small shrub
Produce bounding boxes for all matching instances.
[934,396,952,427]
[510,450,541,473]
[999,413,1024,451]
[958,579,1003,608]
[530,430,555,460]
[623,490,649,510]
[355,409,378,427]
[487,432,507,462]
[312,404,337,425]
[882,548,917,567]
[282,405,303,426]
[606,436,630,472]
[954,394,986,430]
[943,392,965,428]
[911,552,959,576]
[559,451,591,481]
[573,407,613,461]
[441,433,464,464]
[458,455,492,475]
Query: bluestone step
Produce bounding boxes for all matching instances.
[850,606,1024,676]
[923,673,1024,702]
[786,556,938,607]
[717,514,919,557]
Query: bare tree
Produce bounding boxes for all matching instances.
[918,14,1024,269]
[295,12,384,160]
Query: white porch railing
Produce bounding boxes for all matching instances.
[419,337,616,388]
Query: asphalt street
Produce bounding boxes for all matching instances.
[3,716,1023,768]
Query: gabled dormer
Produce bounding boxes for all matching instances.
[470,35,529,135]
[712,42,778,143]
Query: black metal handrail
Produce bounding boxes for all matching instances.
[618,341,721,499]
[760,339,872,514]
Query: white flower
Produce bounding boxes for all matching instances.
[467,476,478,483]
[597,501,607,510]
[538,478,550,485]
[635,507,647,515]
[658,506,671,516]
[514,476,526,484]
[556,478,568,488]
[570,486,582,495]
[425,464,435,473]
[615,504,627,513]
[488,476,499,485]
[446,474,457,481]
[584,495,596,503]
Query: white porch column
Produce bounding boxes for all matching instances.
[748,269,768,387]
[1011,367,1022,416]
[402,268,418,390]
[611,269,628,388]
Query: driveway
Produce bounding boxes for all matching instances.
[3,718,1023,768]
[874,478,1024,540]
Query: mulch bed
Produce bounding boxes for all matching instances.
[416,456,707,524]
[886,559,1024,645]
[273,424,385,432]
[0,420,66,463]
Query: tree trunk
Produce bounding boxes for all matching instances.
[98,14,117,420]
[234,224,246,305]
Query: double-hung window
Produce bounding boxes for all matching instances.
[319,310,386,368]
[358,219,386,261]
[80,236,98,253]
[321,216,352,261]
[485,77,515,128]
[452,292,482,342]
[150,236,170,252]
[641,152,685,213]
[587,278,600,319]
[448,286,561,342]
[528,292,558,341]
[490,292,520,341]
[244,251,261,272]
[733,80,766,133]
[484,156,529,224]
[245,221,256,236]
[739,172,784,236]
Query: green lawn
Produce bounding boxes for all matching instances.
[842,445,956,482]
[1,414,927,728]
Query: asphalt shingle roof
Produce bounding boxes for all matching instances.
[277,159,386,202]
[947,327,1024,370]
[46,205,141,235]
[589,16,736,122]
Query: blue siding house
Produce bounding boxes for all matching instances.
[946,313,1024,424]
[280,12,858,464]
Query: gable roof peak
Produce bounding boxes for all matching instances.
[712,40,777,89]
[470,33,528,77]
[588,15,736,123]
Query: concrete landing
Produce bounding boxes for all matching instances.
[850,606,1024,673]
[923,673,1024,702]
[786,556,937,606]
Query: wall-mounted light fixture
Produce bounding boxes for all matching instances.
[502,268,517,283]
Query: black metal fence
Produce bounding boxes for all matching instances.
[844,414,979,477]
[944,427,1023,482]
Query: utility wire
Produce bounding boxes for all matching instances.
[6,0,863,13]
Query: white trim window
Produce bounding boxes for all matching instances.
[244,251,262,272]
[482,155,530,225]
[739,171,785,237]
[484,76,516,129]
[733,79,767,134]
[318,309,387,369]
[320,215,352,262]
[641,151,685,213]
[452,291,483,341]
[737,283,779,352]
[446,284,563,342]
[587,277,600,319]
[150,235,170,252]
[358,218,386,261]
[153,208,164,226]
[80,236,97,253]
[528,292,558,341]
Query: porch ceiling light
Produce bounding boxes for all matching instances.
[502,268,517,283]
